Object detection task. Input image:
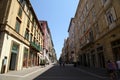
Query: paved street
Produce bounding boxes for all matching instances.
[0,64,117,80]
[34,64,110,80]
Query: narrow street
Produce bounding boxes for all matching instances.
[0,64,111,80]
[34,64,110,80]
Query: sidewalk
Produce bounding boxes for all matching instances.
[77,65,120,80]
[0,64,54,80]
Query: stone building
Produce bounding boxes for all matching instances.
[68,18,76,63]
[73,0,120,68]
[0,0,44,73]
[39,21,56,64]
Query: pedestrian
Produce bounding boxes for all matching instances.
[73,56,77,67]
[116,60,120,78]
[107,60,118,80]
[62,61,65,67]
[59,57,62,66]
[116,60,120,72]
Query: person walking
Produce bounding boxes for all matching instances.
[59,57,62,66]
[116,60,120,72]
[107,60,118,80]
[116,60,120,79]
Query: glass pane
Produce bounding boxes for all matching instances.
[15,20,20,33]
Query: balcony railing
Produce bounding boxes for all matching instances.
[30,42,41,51]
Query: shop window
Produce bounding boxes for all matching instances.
[23,47,29,67]
[111,39,120,61]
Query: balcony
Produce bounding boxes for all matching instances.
[30,42,41,51]
[80,36,94,49]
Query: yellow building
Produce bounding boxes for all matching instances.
[0,0,43,73]
[74,0,120,68]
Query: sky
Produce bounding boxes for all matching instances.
[30,0,79,60]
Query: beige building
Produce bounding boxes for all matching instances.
[68,18,76,62]
[0,0,44,73]
[61,38,69,63]
[73,0,120,68]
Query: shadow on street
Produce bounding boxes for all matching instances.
[33,64,110,80]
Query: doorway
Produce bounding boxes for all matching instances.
[9,52,17,70]
[9,42,19,70]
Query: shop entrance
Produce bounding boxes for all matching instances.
[9,42,19,70]
[9,52,17,70]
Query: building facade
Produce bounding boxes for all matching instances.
[39,21,56,64]
[68,18,76,63]
[73,0,120,68]
[0,0,44,73]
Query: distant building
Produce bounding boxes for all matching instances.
[39,21,57,64]
[68,18,76,63]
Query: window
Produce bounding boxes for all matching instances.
[94,23,100,35]
[89,30,94,41]
[92,8,96,20]
[23,47,29,67]
[18,0,24,3]
[18,7,22,18]
[94,23,100,39]
[101,0,107,5]
[27,19,30,27]
[32,17,34,23]
[106,11,114,25]
[34,29,36,36]
[28,11,31,19]
[15,19,21,33]
[0,0,3,9]
[30,33,33,42]
[31,26,33,32]
[24,29,29,40]
[12,42,19,54]
[106,7,116,25]
[0,32,1,39]
[18,0,25,8]
[103,0,107,4]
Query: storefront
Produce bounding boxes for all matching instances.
[111,39,120,61]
